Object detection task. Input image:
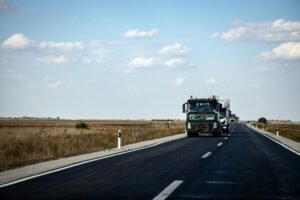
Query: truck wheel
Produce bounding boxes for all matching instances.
[187,132,194,137]
[212,129,219,137]
[223,127,228,133]
[215,128,222,137]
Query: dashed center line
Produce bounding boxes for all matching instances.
[224,137,228,140]
[217,142,223,147]
[153,180,183,200]
[205,181,239,185]
[201,152,212,158]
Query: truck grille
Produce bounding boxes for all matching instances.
[191,122,209,132]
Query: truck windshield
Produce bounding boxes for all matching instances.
[188,102,217,112]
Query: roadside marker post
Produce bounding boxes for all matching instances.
[276,128,279,136]
[117,130,122,149]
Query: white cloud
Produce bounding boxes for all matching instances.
[164,57,187,68]
[260,42,300,60]
[159,43,188,55]
[212,27,247,41]
[2,33,33,49]
[205,78,220,85]
[175,77,186,86]
[1,33,111,65]
[128,57,159,68]
[32,78,64,88]
[46,55,68,64]
[212,19,300,42]
[47,80,63,88]
[124,29,159,39]
[272,19,300,31]
[127,43,193,71]
[39,41,84,51]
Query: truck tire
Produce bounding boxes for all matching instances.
[187,132,197,137]
[213,128,222,137]
[223,126,229,133]
[212,129,219,137]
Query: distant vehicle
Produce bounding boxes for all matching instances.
[182,95,224,137]
[219,99,231,133]
[230,114,237,123]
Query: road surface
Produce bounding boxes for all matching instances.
[1,123,300,199]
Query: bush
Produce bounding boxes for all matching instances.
[76,122,88,129]
[258,117,267,124]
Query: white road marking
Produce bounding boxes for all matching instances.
[153,180,183,200]
[205,181,239,184]
[0,136,185,188]
[224,137,228,140]
[217,142,223,147]
[201,152,212,158]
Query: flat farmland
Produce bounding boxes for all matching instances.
[0,119,184,171]
[253,122,300,142]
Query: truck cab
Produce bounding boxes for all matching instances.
[183,97,222,137]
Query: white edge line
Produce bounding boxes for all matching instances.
[247,125,300,156]
[0,135,186,188]
[153,180,183,200]
[217,142,223,147]
[201,152,212,158]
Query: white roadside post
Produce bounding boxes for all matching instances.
[276,128,279,136]
[117,130,122,149]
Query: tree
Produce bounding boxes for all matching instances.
[258,117,267,124]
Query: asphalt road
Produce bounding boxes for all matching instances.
[1,123,300,200]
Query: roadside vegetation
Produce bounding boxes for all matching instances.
[0,120,184,171]
[252,119,300,142]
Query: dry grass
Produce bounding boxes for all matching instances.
[252,122,300,142]
[0,120,184,171]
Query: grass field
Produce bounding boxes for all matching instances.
[0,119,184,171]
[252,122,300,142]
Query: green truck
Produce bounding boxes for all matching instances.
[182,96,223,137]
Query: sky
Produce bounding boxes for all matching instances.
[0,0,300,121]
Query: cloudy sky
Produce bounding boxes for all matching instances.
[0,0,300,120]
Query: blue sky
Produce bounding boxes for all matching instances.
[0,0,300,120]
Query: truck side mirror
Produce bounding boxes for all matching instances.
[182,103,186,113]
